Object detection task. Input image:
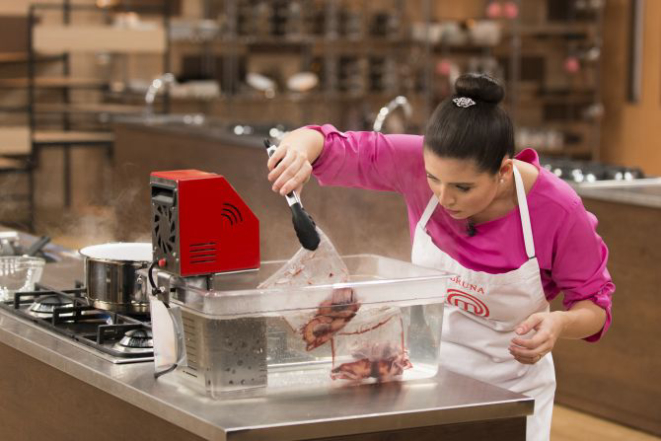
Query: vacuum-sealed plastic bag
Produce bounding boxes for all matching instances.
[258,229,412,382]
[258,229,350,288]
[258,229,355,349]
[331,309,411,382]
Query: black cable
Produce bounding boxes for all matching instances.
[148,260,169,308]
[148,259,177,379]
[154,363,177,379]
[148,260,160,293]
[466,221,477,237]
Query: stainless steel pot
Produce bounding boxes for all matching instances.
[79,243,152,314]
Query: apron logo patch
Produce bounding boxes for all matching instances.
[447,289,490,317]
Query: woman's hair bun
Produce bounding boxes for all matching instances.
[454,73,504,105]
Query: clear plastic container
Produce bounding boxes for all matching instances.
[0,256,45,301]
[154,254,451,397]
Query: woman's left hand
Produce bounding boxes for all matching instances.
[509,311,566,365]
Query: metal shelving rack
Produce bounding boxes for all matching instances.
[25,1,171,209]
[163,0,603,158]
[510,0,604,160]
[170,0,429,130]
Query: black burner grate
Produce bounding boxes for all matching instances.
[0,284,153,363]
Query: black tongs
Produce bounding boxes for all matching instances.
[264,139,320,251]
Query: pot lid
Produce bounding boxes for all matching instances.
[79,242,152,262]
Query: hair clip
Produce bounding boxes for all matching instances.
[452,97,476,108]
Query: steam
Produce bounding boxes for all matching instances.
[44,182,151,250]
[55,207,119,248]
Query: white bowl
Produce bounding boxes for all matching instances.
[287,72,319,92]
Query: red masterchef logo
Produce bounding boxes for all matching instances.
[447,289,490,317]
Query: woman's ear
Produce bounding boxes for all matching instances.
[499,158,514,182]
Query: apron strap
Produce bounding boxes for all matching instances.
[513,165,536,259]
[420,194,439,226]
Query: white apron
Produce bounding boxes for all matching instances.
[412,166,556,441]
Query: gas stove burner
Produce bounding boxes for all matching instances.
[541,158,645,183]
[113,328,153,354]
[0,286,154,364]
[28,295,74,318]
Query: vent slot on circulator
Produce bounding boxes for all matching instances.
[190,242,217,264]
[153,204,177,255]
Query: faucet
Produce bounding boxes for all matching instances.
[372,95,413,133]
[144,73,176,116]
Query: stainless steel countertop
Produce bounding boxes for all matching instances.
[0,230,533,441]
[573,178,661,209]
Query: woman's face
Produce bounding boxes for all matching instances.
[423,149,503,220]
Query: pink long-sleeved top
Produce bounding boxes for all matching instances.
[308,124,614,341]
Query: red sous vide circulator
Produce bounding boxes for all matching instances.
[150,170,260,277]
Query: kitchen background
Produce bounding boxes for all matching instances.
[0,0,659,440]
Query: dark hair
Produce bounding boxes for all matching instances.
[424,73,514,174]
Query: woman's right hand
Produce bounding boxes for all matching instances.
[267,142,313,196]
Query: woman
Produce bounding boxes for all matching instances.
[266,73,614,441]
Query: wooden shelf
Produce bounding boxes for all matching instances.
[433,44,508,55]
[0,157,27,170]
[207,36,411,47]
[173,36,415,56]
[35,103,145,115]
[32,130,114,145]
[0,105,28,113]
[33,26,166,54]
[0,52,64,65]
[515,22,598,38]
[0,77,109,89]
[0,53,31,64]
[0,127,30,156]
